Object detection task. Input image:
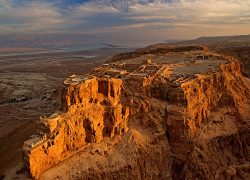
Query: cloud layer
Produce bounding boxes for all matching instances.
[0,0,250,44]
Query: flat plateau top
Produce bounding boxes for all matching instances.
[91,50,226,80]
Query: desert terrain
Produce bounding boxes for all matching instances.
[2,42,248,179]
[1,0,249,179]
[0,37,249,180]
[0,47,129,179]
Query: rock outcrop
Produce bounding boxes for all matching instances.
[23,75,129,179]
[22,46,250,179]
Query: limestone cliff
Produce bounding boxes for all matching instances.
[22,46,250,179]
[23,76,129,179]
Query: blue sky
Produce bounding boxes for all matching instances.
[0,0,250,45]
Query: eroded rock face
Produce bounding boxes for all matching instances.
[23,76,129,179]
[182,60,250,136]
[22,46,250,179]
[166,59,250,179]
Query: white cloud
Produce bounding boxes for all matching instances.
[74,3,118,15]
[127,0,250,24]
[0,0,249,42]
[0,0,12,9]
[0,1,67,32]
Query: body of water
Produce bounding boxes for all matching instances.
[0,44,119,57]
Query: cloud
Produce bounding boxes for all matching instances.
[127,0,250,24]
[0,1,68,32]
[0,0,249,44]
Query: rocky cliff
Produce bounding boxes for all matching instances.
[23,75,130,178]
[22,46,250,179]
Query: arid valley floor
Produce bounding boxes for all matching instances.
[0,48,126,179]
[0,38,250,179]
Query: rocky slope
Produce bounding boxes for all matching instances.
[22,46,250,179]
[215,47,250,77]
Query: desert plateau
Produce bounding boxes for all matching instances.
[0,0,250,179]
[0,39,249,179]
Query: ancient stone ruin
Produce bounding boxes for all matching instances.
[23,46,250,179]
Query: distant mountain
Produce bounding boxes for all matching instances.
[193,35,250,44]
[0,34,99,48]
[173,35,250,47]
[2,33,249,49]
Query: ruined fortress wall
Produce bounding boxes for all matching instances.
[24,78,130,179]
[23,51,250,179]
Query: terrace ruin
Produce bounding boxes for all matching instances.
[21,47,247,180]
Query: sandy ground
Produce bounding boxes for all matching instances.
[0,49,124,178]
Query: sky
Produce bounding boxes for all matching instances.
[0,0,250,45]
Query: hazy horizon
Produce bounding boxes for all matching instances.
[0,0,250,45]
